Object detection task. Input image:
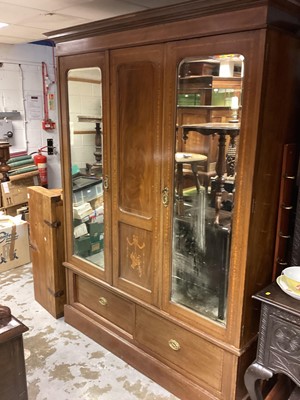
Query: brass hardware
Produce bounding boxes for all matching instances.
[98,297,108,306]
[48,288,64,298]
[162,187,169,207]
[277,259,288,266]
[284,174,296,180]
[279,233,291,239]
[168,339,181,351]
[29,243,37,251]
[103,175,109,190]
[281,204,293,210]
[44,219,61,228]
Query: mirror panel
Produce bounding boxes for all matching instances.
[172,54,244,325]
[67,67,104,269]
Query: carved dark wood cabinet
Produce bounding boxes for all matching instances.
[47,1,300,399]
[244,282,300,400]
[0,314,28,400]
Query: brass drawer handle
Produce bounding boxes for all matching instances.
[98,296,107,306]
[168,339,181,351]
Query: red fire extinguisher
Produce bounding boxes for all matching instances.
[34,148,48,187]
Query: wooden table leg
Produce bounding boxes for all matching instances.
[214,133,226,225]
[176,162,184,216]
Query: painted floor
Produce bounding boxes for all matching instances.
[0,263,179,400]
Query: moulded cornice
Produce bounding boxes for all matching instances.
[45,0,300,43]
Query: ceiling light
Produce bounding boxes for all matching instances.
[0,22,8,29]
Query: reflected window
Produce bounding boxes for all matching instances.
[67,67,104,269]
[172,54,244,325]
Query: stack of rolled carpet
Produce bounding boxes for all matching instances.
[7,155,38,177]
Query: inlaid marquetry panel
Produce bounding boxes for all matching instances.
[119,223,152,290]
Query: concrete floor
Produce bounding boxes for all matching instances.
[0,263,179,400]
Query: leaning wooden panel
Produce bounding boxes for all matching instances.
[28,186,65,318]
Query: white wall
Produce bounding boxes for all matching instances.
[0,43,61,188]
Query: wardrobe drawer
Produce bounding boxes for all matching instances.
[136,306,223,391]
[75,275,135,334]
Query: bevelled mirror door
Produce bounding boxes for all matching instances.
[67,67,104,270]
[172,54,244,325]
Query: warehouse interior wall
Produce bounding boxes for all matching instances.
[0,42,61,188]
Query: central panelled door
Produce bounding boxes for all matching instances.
[110,44,164,306]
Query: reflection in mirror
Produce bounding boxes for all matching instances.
[67,67,104,269]
[172,54,244,325]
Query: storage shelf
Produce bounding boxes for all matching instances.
[0,112,21,119]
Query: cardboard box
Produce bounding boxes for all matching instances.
[0,216,30,273]
[1,173,40,208]
[74,235,91,257]
[90,240,101,255]
[87,221,104,242]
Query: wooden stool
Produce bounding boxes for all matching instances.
[175,152,207,215]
